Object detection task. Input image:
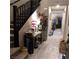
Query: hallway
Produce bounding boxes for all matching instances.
[26,29,63,59]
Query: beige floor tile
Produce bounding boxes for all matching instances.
[26,29,63,59]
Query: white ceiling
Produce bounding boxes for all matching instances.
[40,0,69,7]
[39,0,69,14]
[49,0,69,5]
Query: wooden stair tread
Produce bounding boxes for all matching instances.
[14,49,28,59]
[10,47,20,56]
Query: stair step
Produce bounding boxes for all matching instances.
[14,49,28,59]
[10,24,13,25]
[10,24,14,28]
[10,47,20,56]
[10,34,14,37]
[10,28,14,31]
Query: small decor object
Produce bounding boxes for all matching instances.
[59,40,67,54]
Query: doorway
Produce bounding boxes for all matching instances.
[56,16,62,29]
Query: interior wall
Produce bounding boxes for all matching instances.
[10,0,17,4]
[19,9,40,47]
[62,11,66,33]
[63,6,69,41]
[39,0,49,13]
[19,17,32,47]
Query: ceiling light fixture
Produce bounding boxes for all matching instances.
[56,4,60,8]
[56,0,60,8]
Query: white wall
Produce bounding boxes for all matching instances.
[19,17,32,47]
[63,6,69,41]
[39,0,49,13]
[10,0,17,4]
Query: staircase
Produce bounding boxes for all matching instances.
[12,0,41,47]
[10,47,28,59]
[10,0,41,59]
[10,21,14,48]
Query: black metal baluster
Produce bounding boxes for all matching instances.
[13,6,19,47]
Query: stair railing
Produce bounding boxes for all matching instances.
[13,0,41,47]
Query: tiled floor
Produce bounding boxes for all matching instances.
[26,29,63,59]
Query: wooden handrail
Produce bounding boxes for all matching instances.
[10,0,20,5]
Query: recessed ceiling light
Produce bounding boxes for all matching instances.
[56,4,60,8]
